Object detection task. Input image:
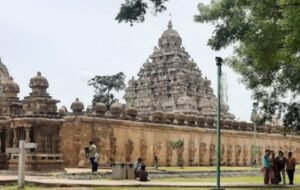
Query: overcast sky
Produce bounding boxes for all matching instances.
[0,0,253,121]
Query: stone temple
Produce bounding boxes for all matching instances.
[124,21,234,120]
[0,23,299,171]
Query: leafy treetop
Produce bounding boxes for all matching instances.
[88,72,126,109]
[116,0,168,25]
[194,0,300,131]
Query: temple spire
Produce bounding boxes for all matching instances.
[168,20,172,29]
[168,13,173,29]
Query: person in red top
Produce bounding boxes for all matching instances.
[286,152,296,185]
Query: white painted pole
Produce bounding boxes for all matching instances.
[18,140,25,189]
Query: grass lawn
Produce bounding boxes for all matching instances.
[155,166,259,172]
[153,174,300,184]
[1,187,300,190]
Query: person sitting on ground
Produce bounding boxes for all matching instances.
[138,164,150,182]
[134,158,143,178]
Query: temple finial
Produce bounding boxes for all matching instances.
[168,20,172,29]
[168,13,173,29]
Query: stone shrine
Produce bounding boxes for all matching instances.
[0,60,64,171]
[124,21,234,119]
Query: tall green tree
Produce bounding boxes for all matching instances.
[88,72,126,109]
[194,0,300,131]
[115,0,300,131]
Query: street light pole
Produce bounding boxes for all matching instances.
[252,102,258,167]
[215,57,222,190]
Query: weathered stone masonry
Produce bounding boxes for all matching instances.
[60,116,300,168]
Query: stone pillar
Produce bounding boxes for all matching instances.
[0,129,2,152]
[25,128,31,143]
[12,128,17,147]
[5,129,10,148]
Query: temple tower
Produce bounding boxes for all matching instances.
[124,21,234,119]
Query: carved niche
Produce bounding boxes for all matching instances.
[209,144,216,166]
[153,141,162,157]
[125,139,134,162]
[227,145,233,166]
[284,145,289,156]
[109,134,117,163]
[221,144,225,165]
[235,145,242,166]
[188,141,197,166]
[95,127,112,165]
[199,142,207,166]
[257,146,263,164]
[166,141,173,166]
[140,139,148,162]
[243,145,249,166]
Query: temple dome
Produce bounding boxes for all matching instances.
[0,58,10,81]
[71,98,84,113]
[159,21,182,49]
[29,71,49,90]
[2,77,20,97]
[161,21,180,37]
[29,72,49,97]
[95,102,107,115]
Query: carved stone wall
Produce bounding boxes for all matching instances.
[60,116,300,167]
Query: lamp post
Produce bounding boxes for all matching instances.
[251,102,258,167]
[215,56,222,190]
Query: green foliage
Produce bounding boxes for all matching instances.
[88,72,126,109]
[116,0,168,25]
[171,140,184,149]
[195,0,300,131]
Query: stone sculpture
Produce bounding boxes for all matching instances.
[199,142,207,166]
[166,141,173,166]
[140,139,148,162]
[125,139,134,162]
[235,145,242,165]
[209,144,216,166]
[227,145,233,166]
[188,141,197,166]
[243,145,248,166]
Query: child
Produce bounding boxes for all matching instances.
[94,152,99,172]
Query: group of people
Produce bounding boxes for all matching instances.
[262,150,296,185]
[85,141,297,185]
[85,141,149,182]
